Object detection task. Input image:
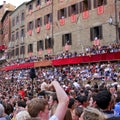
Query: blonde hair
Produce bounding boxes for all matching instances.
[16,110,31,120]
[83,107,107,120]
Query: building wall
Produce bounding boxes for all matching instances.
[6,0,120,59]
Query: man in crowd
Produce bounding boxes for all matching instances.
[27,80,69,120]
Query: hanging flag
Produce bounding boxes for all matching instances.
[59,18,65,26]
[97,5,104,15]
[28,30,32,36]
[36,27,40,33]
[82,11,89,19]
[71,14,77,22]
[39,49,43,55]
[64,43,70,51]
[46,23,50,30]
[29,52,33,57]
[47,48,51,54]
[29,10,32,15]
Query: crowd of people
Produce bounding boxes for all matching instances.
[0,42,120,120]
[0,61,119,119]
[1,43,120,67]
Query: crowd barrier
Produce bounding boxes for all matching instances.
[1,52,120,71]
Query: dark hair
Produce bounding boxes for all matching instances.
[105,117,120,120]
[68,98,75,109]
[95,90,111,110]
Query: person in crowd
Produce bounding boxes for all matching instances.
[72,107,83,120]
[15,110,31,120]
[27,80,69,120]
[95,90,114,118]
[79,107,107,120]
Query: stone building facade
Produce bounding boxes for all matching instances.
[2,0,120,59]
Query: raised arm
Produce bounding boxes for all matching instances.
[49,81,69,120]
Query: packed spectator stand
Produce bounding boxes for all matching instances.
[0,43,119,119]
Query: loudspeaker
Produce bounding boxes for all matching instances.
[30,68,36,79]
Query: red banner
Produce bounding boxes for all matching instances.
[97,6,104,15]
[36,27,40,33]
[82,11,89,19]
[59,18,65,26]
[71,14,77,22]
[28,30,32,36]
[46,23,50,30]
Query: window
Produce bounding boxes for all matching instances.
[27,21,34,31]
[20,46,25,54]
[12,49,14,57]
[16,31,19,40]
[80,0,91,12]
[16,16,19,25]
[12,34,15,41]
[62,33,72,46]
[21,29,25,38]
[28,4,33,11]
[21,12,25,21]
[68,3,78,16]
[94,0,107,8]
[58,8,67,20]
[28,44,33,53]
[35,17,42,27]
[15,48,19,56]
[45,38,53,49]
[12,18,15,27]
[37,40,44,51]
[36,0,41,6]
[44,13,52,24]
[90,25,103,41]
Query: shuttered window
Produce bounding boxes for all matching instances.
[58,8,67,20]
[44,13,52,24]
[94,0,107,8]
[80,0,91,12]
[27,21,34,31]
[35,17,42,27]
[62,33,72,46]
[20,46,25,54]
[37,40,44,51]
[90,25,103,41]
[68,3,79,16]
[28,44,33,53]
[45,38,53,49]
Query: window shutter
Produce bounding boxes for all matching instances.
[44,16,46,25]
[79,2,83,13]
[94,0,97,8]
[32,21,34,29]
[27,23,29,31]
[35,19,37,28]
[68,6,71,17]
[90,28,94,41]
[104,0,107,5]
[58,10,60,20]
[76,3,78,14]
[99,25,103,39]
[40,17,42,26]
[50,13,52,23]
[88,0,91,10]
[64,8,67,18]
[69,33,72,45]
[45,39,47,49]
[62,35,65,46]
